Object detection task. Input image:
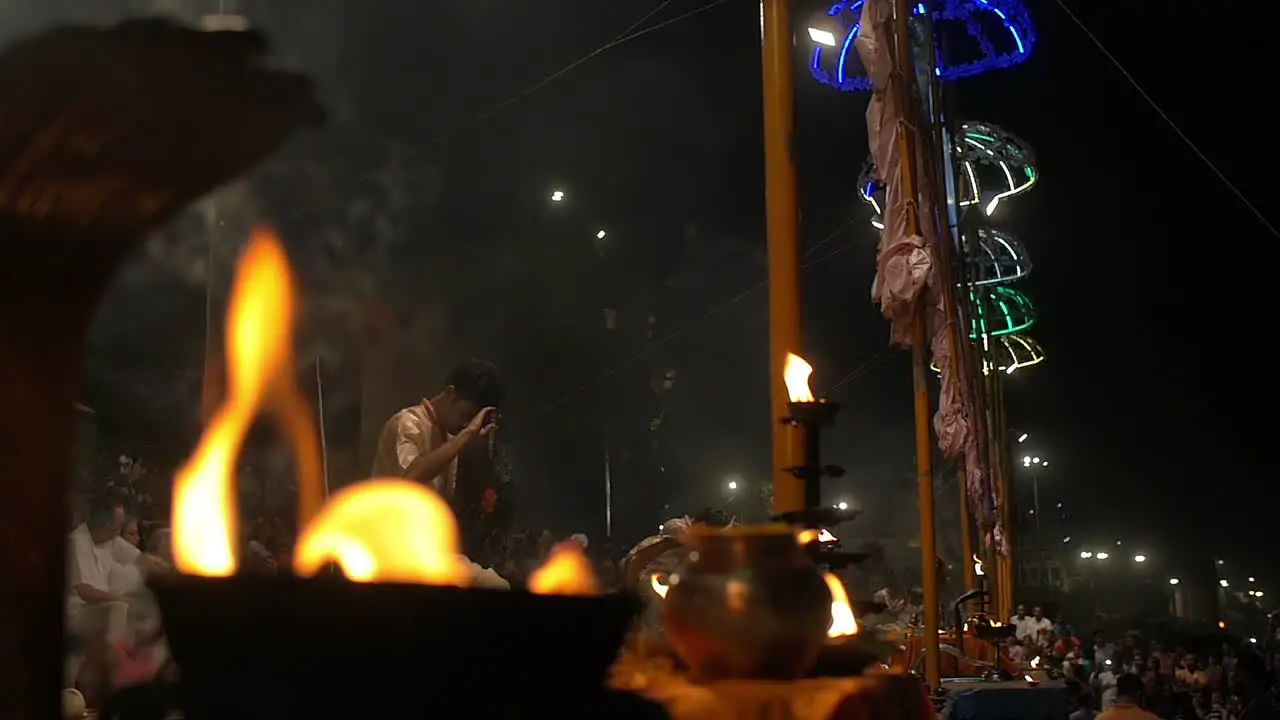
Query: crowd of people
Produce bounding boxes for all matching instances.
[999,603,1277,720]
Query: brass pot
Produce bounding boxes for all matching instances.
[661,524,830,681]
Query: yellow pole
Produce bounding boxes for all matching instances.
[761,0,805,516]
[881,0,940,690]
[959,467,975,591]
[995,375,1015,617]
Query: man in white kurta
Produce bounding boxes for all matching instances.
[370,359,504,501]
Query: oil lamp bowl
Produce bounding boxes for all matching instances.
[785,399,842,427]
[150,574,640,717]
[810,633,900,678]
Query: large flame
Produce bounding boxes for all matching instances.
[824,572,859,637]
[528,542,599,595]
[293,478,468,584]
[172,230,302,575]
[783,352,815,403]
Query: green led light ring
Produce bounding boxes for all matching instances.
[967,286,1036,339]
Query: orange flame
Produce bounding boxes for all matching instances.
[798,528,837,545]
[293,478,468,584]
[824,572,859,637]
[172,229,318,575]
[1030,655,1040,669]
[650,573,669,599]
[784,353,816,403]
[973,553,985,577]
[528,542,599,596]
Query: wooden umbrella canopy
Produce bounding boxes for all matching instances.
[0,18,323,719]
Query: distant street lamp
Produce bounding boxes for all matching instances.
[727,480,738,491]
[550,189,565,202]
[1080,551,1092,559]
[596,229,607,239]
[807,27,837,47]
[1095,552,1110,560]
[1220,579,1230,588]
[1133,554,1146,563]
[1169,578,1180,585]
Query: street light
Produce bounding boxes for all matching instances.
[1134,554,1146,563]
[807,27,837,47]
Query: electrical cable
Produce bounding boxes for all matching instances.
[1051,0,1279,238]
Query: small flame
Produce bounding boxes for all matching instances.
[1030,655,1040,669]
[528,542,599,596]
[973,553,985,577]
[824,572,859,637]
[293,479,468,584]
[989,620,1003,627]
[797,528,837,545]
[1024,674,1037,685]
[650,573,669,599]
[784,353,816,403]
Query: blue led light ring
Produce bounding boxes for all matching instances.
[810,0,1036,93]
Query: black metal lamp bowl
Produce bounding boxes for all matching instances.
[149,574,642,719]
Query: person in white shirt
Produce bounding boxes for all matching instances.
[1012,604,1034,641]
[1091,660,1119,710]
[371,359,503,500]
[65,499,135,685]
[1026,606,1054,648]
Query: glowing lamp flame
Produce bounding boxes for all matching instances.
[1024,674,1037,685]
[650,573,669,599]
[293,479,468,584]
[973,554,985,577]
[1030,655,1040,669]
[784,352,816,403]
[173,229,309,576]
[797,528,837,545]
[528,542,599,596]
[824,572,859,638]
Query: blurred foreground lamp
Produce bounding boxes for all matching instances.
[777,353,845,524]
[808,27,837,46]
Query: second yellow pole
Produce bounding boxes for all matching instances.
[761,0,805,517]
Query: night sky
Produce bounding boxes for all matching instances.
[73,0,1274,579]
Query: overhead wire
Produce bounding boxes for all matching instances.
[1051,0,1279,238]
[529,213,872,419]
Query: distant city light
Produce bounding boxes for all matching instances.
[727,480,738,490]
[1248,576,1256,582]
[596,229,607,239]
[1095,552,1110,560]
[1134,554,1146,563]
[1017,433,1028,443]
[550,190,565,202]
[1032,457,1040,464]
[1217,560,1224,565]
[1062,536,1071,543]
[1080,551,1092,559]
[1169,578,1180,585]
[836,501,849,511]
[1250,637,1258,644]
[1220,579,1230,588]
[1256,591,1265,597]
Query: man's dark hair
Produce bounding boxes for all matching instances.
[447,359,504,408]
[86,494,124,529]
[1116,672,1144,699]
